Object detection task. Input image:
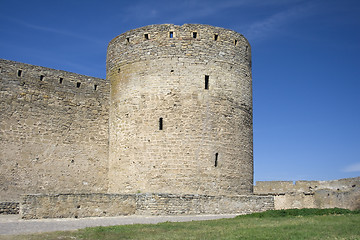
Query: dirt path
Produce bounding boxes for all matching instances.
[0,214,238,235]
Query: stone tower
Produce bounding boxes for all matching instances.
[107,24,253,196]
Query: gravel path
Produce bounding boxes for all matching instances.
[0,214,238,235]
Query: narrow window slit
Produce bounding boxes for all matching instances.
[159,118,163,130]
[94,84,97,90]
[205,75,209,90]
[59,78,63,84]
[214,34,218,41]
[77,82,81,88]
[17,70,22,77]
[215,153,218,167]
[144,34,149,40]
[234,39,238,46]
[126,37,130,43]
[169,32,173,38]
[192,32,197,38]
[40,75,44,81]
[246,46,248,51]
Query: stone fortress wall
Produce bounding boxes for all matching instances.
[107,24,253,196]
[21,193,273,219]
[0,59,109,203]
[254,177,360,210]
[19,176,359,219]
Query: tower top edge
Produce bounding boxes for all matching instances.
[108,24,249,46]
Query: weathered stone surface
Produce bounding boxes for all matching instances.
[273,193,316,210]
[254,177,360,210]
[21,194,136,219]
[0,202,19,214]
[253,181,294,195]
[20,193,273,219]
[108,24,253,196]
[0,59,109,202]
[135,193,273,215]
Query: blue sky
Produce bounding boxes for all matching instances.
[1,0,359,182]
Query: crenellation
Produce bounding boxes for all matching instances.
[107,24,250,75]
[1,59,106,96]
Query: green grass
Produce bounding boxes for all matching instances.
[237,207,360,218]
[2,209,360,240]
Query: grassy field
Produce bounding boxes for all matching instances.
[2,209,360,240]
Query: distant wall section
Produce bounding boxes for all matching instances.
[254,177,360,210]
[0,59,109,202]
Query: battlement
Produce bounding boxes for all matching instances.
[0,59,107,98]
[107,24,251,75]
[110,24,248,44]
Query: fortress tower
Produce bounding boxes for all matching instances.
[107,24,253,195]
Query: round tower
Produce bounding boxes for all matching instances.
[107,24,253,195]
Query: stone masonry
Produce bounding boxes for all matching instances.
[0,24,358,218]
[107,24,253,196]
[0,59,109,203]
[21,193,273,219]
[254,177,360,210]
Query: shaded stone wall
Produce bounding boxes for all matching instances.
[0,202,19,214]
[0,59,109,202]
[107,24,253,196]
[20,193,274,219]
[254,177,360,210]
